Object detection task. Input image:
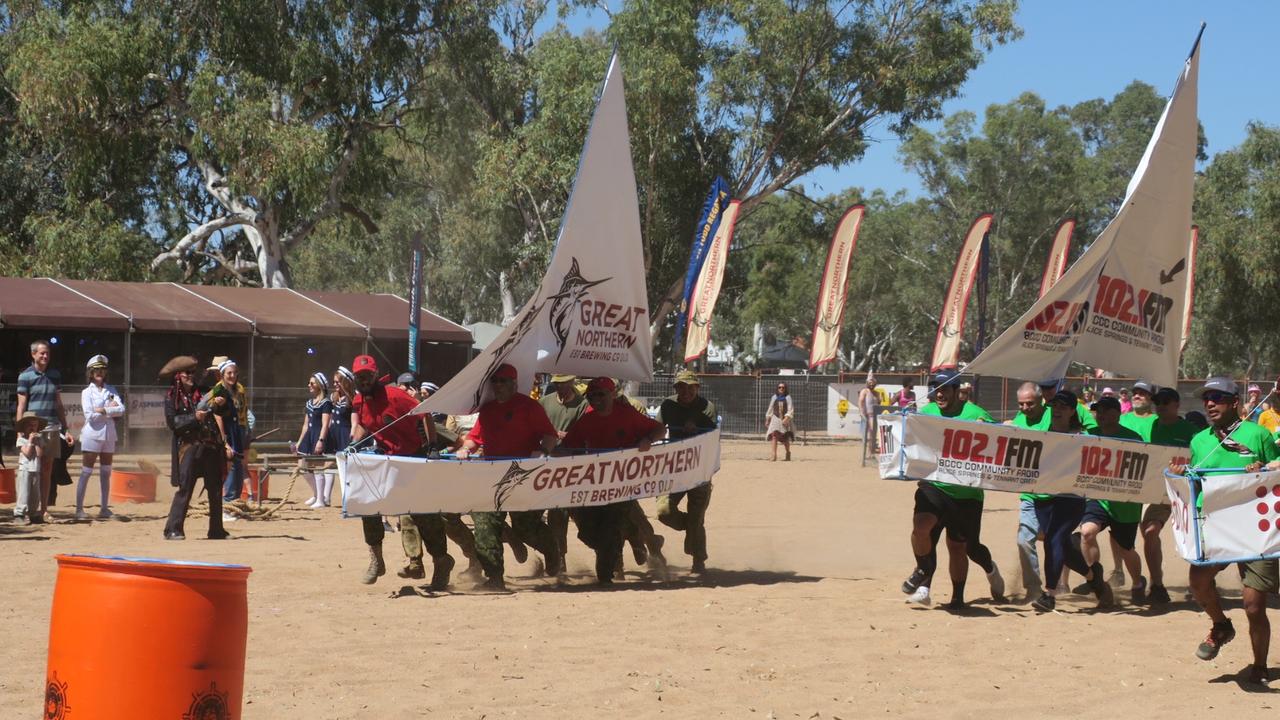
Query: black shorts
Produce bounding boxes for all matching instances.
[1081,500,1138,551]
[913,481,983,545]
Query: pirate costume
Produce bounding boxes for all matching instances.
[161,356,229,540]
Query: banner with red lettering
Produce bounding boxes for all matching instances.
[877,413,1183,503]
[808,205,867,370]
[1039,219,1074,298]
[1181,225,1198,354]
[339,429,720,515]
[1168,468,1280,563]
[965,35,1200,387]
[929,214,994,371]
[418,53,652,415]
[684,200,741,363]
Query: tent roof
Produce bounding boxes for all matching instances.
[0,278,131,331]
[298,291,472,343]
[0,277,471,344]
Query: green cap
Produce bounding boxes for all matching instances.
[674,369,700,386]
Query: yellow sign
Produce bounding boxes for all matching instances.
[836,398,850,418]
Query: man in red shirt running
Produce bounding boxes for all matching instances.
[349,355,454,590]
[455,364,560,588]
[560,377,667,585]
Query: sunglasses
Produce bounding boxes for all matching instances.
[1202,391,1236,404]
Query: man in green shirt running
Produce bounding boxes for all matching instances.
[1078,395,1145,607]
[1039,379,1096,431]
[901,369,1006,609]
[1139,387,1196,604]
[1011,382,1051,601]
[1171,377,1280,684]
[1119,380,1157,438]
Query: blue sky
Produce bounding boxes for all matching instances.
[567,2,1278,199]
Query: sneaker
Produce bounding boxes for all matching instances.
[208,529,230,540]
[96,508,114,520]
[906,586,932,606]
[222,513,237,523]
[1247,664,1270,685]
[1032,594,1056,612]
[308,498,325,509]
[1131,575,1148,605]
[164,531,185,540]
[74,510,90,521]
[691,558,707,575]
[1195,621,1235,660]
[13,514,31,526]
[1148,584,1171,605]
[1094,583,1115,609]
[987,564,1006,601]
[1108,568,1126,587]
[1071,581,1092,595]
[902,568,928,595]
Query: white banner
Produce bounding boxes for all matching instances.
[126,390,168,429]
[878,413,1185,503]
[826,383,864,438]
[1165,473,1200,561]
[808,205,867,370]
[1193,469,1280,562]
[339,430,720,515]
[684,200,741,363]
[930,214,994,371]
[418,53,651,415]
[966,36,1199,387]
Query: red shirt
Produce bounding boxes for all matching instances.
[466,393,557,457]
[352,383,424,456]
[562,402,663,451]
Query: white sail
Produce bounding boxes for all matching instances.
[965,29,1201,386]
[417,53,652,414]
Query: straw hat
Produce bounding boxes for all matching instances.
[16,411,47,434]
[208,355,231,372]
[159,355,200,380]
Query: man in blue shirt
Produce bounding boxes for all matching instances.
[14,339,71,524]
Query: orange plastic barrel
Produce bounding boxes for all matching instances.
[109,470,157,503]
[242,468,269,501]
[0,467,15,503]
[45,554,251,719]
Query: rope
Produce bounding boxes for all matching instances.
[192,460,334,520]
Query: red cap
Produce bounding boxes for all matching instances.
[352,355,378,375]
[491,363,518,381]
[587,377,616,394]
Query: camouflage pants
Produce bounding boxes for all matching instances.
[364,513,446,559]
[471,510,556,581]
[656,484,712,562]
[402,513,476,561]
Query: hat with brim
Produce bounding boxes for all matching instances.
[207,355,230,372]
[1132,380,1156,396]
[491,364,518,382]
[86,354,108,370]
[587,377,617,394]
[1154,387,1181,405]
[1050,390,1078,408]
[1091,396,1122,412]
[159,355,200,380]
[1199,376,1239,398]
[674,369,700,386]
[550,374,576,383]
[16,411,47,434]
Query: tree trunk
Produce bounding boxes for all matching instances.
[498,271,517,325]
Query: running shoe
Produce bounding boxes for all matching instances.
[96,508,114,520]
[1108,568,1126,587]
[74,511,89,521]
[1131,575,1148,605]
[1247,664,1270,685]
[1031,594,1056,612]
[987,564,1006,601]
[1196,621,1236,661]
[1148,584,1171,605]
[906,586,932,606]
[901,568,928,595]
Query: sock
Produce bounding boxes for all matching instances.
[967,542,995,574]
[303,472,317,501]
[951,580,966,605]
[915,551,937,585]
[75,466,93,512]
[99,465,112,512]
[321,472,335,505]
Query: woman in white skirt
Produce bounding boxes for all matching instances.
[77,354,125,520]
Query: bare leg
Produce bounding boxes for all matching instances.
[1141,519,1165,588]
[1189,564,1228,624]
[1079,521,1103,567]
[1242,586,1271,675]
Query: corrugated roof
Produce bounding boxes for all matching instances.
[299,290,472,343]
[59,279,253,334]
[0,278,131,331]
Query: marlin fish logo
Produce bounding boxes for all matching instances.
[817,312,840,333]
[548,257,610,361]
[493,461,538,511]
[472,303,543,408]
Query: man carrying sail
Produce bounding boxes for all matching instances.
[1139,387,1195,605]
[1172,377,1278,684]
[455,363,561,589]
[656,370,718,574]
[901,369,1005,609]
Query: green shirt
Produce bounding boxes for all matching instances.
[919,401,995,500]
[539,392,588,433]
[1118,411,1156,441]
[1012,407,1052,501]
[1189,421,1280,470]
[1088,424,1145,522]
[1149,417,1196,448]
[657,395,718,440]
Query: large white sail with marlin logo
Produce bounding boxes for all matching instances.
[965,26,1202,387]
[416,52,652,415]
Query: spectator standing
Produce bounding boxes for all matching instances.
[75,355,124,520]
[896,381,917,409]
[294,372,332,508]
[765,397,792,461]
[206,357,247,505]
[13,412,46,524]
[14,339,71,524]
[858,374,880,451]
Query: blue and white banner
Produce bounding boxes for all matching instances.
[674,176,730,349]
[1169,469,1280,563]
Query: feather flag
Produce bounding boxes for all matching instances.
[683,200,741,363]
[1181,225,1198,354]
[1039,219,1075,298]
[674,177,731,349]
[929,214,995,371]
[808,205,867,370]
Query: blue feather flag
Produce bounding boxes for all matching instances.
[674,176,730,349]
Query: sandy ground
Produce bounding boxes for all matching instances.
[2,440,1278,718]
